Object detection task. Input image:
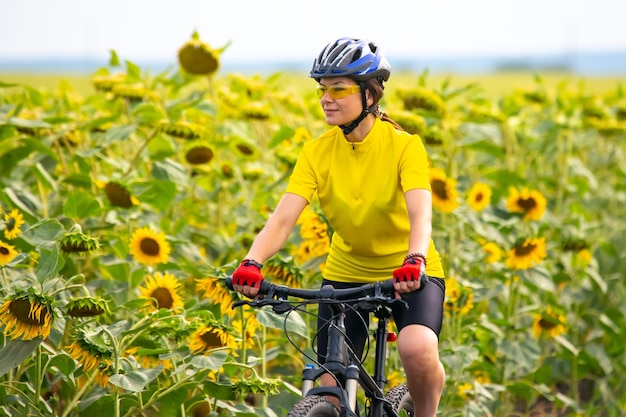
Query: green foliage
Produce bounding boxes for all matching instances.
[0,45,625,417]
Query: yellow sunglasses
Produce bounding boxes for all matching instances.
[316,84,361,99]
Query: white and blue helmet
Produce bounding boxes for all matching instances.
[310,37,391,82]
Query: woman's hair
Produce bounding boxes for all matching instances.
[364,78,404,131]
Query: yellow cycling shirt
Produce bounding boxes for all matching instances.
[285,118,445,282]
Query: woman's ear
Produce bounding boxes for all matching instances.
[365,88,374,108]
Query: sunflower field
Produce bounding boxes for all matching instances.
[1,32,625,417]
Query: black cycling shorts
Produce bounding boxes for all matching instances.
[315,276,445,363]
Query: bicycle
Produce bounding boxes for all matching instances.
[225,277,418,417]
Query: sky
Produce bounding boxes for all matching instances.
[1,0,626,69]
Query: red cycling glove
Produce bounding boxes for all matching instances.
[232,259,264,288]
[393,256,426,285]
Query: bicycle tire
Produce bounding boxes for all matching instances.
[383,384,414,417]
[286,395,339,417]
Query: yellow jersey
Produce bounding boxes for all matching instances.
[285,118,445,282]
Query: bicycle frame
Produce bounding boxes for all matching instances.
[301,299,398,417]
[225,277,410,417]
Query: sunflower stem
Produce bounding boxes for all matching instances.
[34,344,42,411]
[60,372,98,417]
[122,128,158,179]
[260,325,268,409]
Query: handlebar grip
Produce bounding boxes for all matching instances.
[225,276,271,294]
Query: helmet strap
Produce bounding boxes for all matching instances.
[339,82,376,136]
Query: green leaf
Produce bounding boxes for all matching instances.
[203,380,237,400]
[190,351,227,370]
[132,103,165,125]
[48,353,76,377]
[0,145,33,176]
[109,49,121,67]
[96,124,137,147]
[5,116,51,129]
[108,366,162,392]
[21,218,65,246]
[125,60,142,80]
[256,309,308,338]
[63,190,102,219]
[36,241,65,282]
[32,163,58,193]
[135,179,176,211]
[0,338,43,376]
[553,335,579,356]
[268,126,295,148]
[158,385,196,416]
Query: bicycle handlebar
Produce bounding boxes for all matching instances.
[225,276,396,299]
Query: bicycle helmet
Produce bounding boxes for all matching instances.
[310,37,391,82]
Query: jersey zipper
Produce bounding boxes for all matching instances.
[351,142,360,200]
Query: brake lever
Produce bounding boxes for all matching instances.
[233,298,294,313]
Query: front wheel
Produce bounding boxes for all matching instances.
[384,384,414,417]
[286,395,339,417]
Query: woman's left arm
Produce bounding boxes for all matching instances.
[405,188,433,257]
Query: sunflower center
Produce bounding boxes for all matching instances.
[431,179,448,199]
[140,238,161,256]
[200,330,221,348]
[151,287,174,309]
[6,218,16,231]
[515,243,537,256]
[474,192,484,202]
[0,247,8,255]
[9,298,47,325]
[538,318,557,329]
[517,197,537,211]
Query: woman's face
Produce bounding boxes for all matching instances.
[318,77,367,126]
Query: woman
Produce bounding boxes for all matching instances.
[232,37,446,417]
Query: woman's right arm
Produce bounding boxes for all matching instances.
[244,192,309,264]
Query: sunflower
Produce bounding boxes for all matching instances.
[297,209,329,241]
[196,276,236,317]
[466,183,492,212]
[126,346,174,371]
[482,242,503,264]
[139,272,184,311]
[66,296,110,318]
[295,239,330,265]
[505,237,547,270]
[562,239,593,269]
[242,165,264,181]
[129,227,171,266]
[573,248,593,268]
[177,31,221,76]
[59,225,101,254]
[65,326,114,386]
[158,120,205,140]
[0,292,55,340]
[396,86,447,116]
[263,258,303,288]
[444,277,474,316]
[232,375,282,399]
[4,209,25,240]
[457,382,473,400]
[184,142,214,165]
[532,307,567,338]
[103,181,137,208]
[430,167,459,213]
[91,72,126,92]
[189,324,237,354]
[0,241,19,266]
[505,187,547,221]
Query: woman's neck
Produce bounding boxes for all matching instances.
[344,114,376,142]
